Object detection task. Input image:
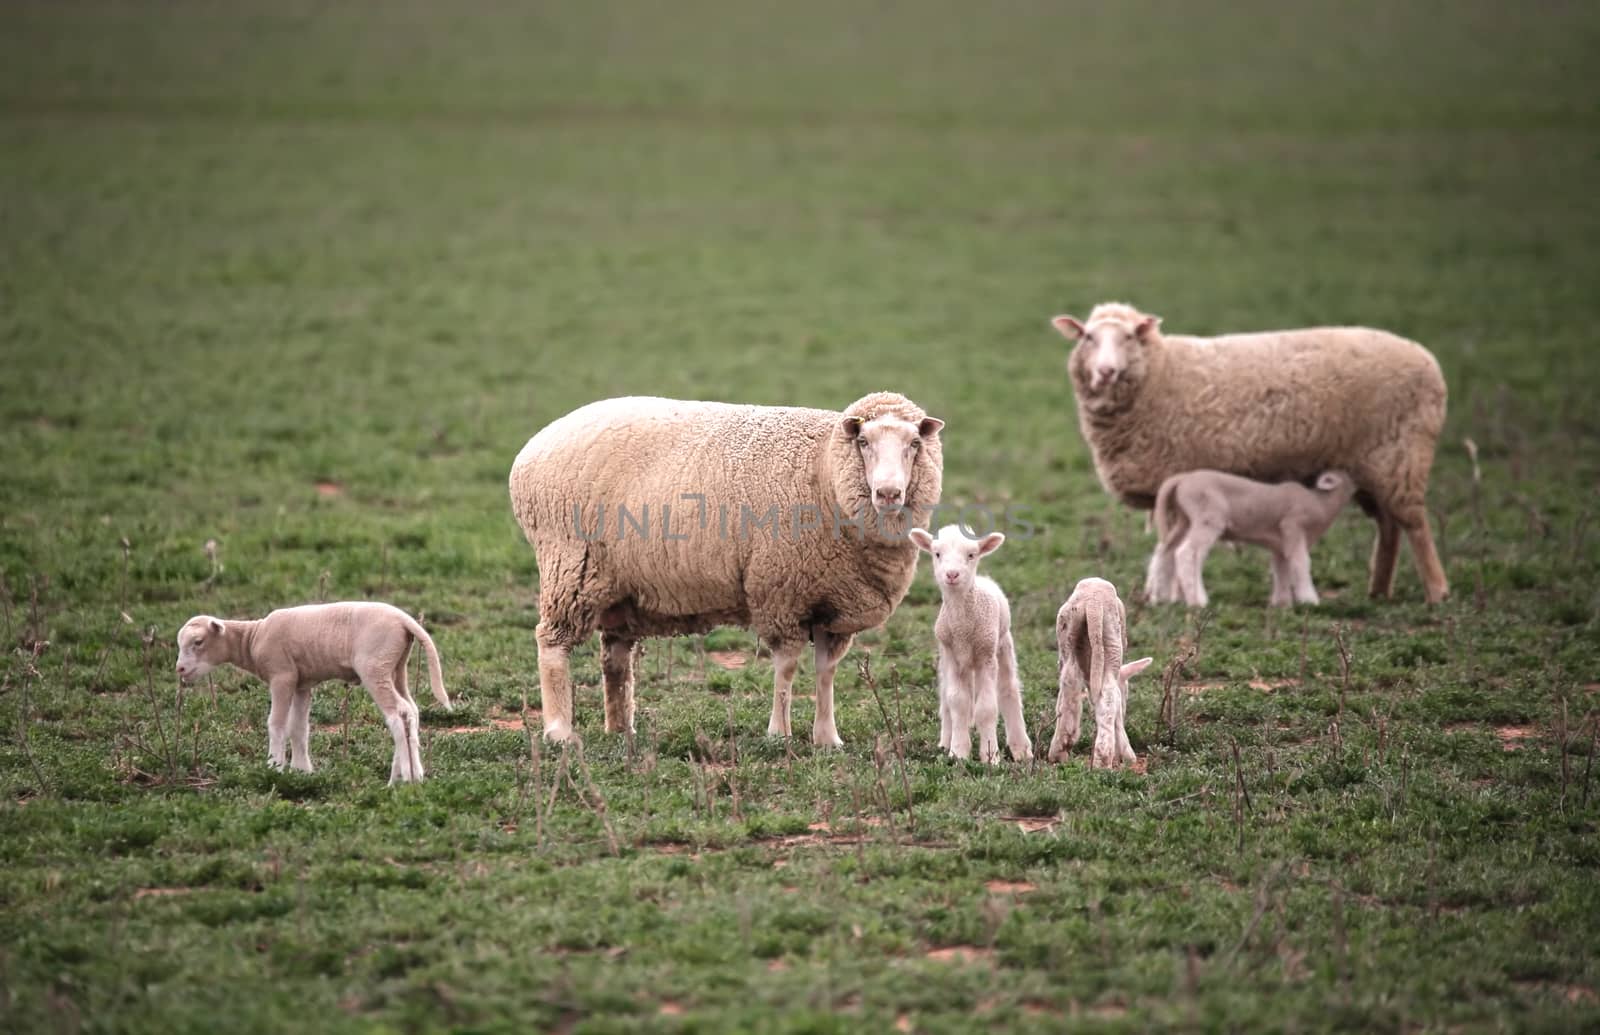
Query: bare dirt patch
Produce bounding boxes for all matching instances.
[658,1001,685,1016]
[439,711,536,735]
[894,1014,913,1032]
[708,651,750,670]
[1247,678,1298,692]
[314,480,344,497]
[1007,816,1059,834]
[1496,726,1535,751]
[1515,981,1598,1004]
[925,945,993,964]
[134,887,193,900]
[985,879,1037,895]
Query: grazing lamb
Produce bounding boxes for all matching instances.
[175,602,451,784]
[1146,469,1359,607]
[1048,578,1152,770]
[509,392,943,747]
[908,525,1032,764]
[1049,303,1449,604]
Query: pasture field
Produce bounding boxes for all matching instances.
[2,1,1599,1031]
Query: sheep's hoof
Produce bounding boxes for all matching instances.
[542,720,575,743]
[812,729,843,750]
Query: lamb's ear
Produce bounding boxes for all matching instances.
[1315,472,1342,492]
[1121,657,1154,680]
[918,416,944,438]
[1133,315,1162,343]
[841,415,863,439]
[1050,315,1087,341]
[908,527,934,553]
[207,618,225,637]
[977,531,1005,556]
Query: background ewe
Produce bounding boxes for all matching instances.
[509,392,943,747]
[1050,303,1450,604]
[1049,578,1152,770]
[909,525,1032,764]
[175,602,450,784]
[1148,469,1359,607]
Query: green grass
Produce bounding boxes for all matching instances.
[3,1,1599,1030]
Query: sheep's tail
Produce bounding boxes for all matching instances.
[1088,599,1107,702]
[1154,476,1185,549]
[399,613,452,710]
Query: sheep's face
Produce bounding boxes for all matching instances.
[909,524,1003,591]
[844,413,943,517]
[175,616,226,682]
[1052,312,1161,406]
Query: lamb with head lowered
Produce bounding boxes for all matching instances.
[909,524,1032,764]
[1146,468,1359,607]
[175,601,450,785]
[1049,577,1152,770]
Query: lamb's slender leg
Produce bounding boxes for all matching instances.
[1286,533,1319,604]
[1396,504,1450,604]
[1115,680,1137,765]
[367,675,422,784]
[947,668,975,760]
[600,631,637,734]
[811,629,853,748]
[535,623,577,743]
[765,640,804,738]
[1047,651,1083,763]
[1176,521,1221,607]
[1145,541,1176,603]
[1268,549,1296,607]
[936,647,955,750]
[1091,679,1121,770]
[1367,511,1401,599]
[266,677,296,770]
[287,684,315,772]
[996,633,1033,761]
[974,657,1001,765]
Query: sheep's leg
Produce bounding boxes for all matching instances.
[936,647,957,750]
[811,629,853,748]
[1091,679,1121,770]
[599,631,637,734]
[266,677,296,770]
[996,633,1032,761]
[1267,549,1296,607]
[765,640,804,738]
[1397,505,1450,604]
[287,684,315,773]
[1145,541,1176,603]
[1367,511,1401,599]
[1047,654,1083,763]
[974,658,1001,765]
[534,623,577,743]
[366,675,423,784]
[1285,533,1319,605]
[947,671,974,761]
[1115,680,1137,765]
[1175,522,1221,607]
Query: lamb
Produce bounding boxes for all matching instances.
[174,602,451,784]
[508,391,943,747]
[1146,469,1359,607]
[908,525,1032,764]
[1049,303,1449,604]
[1047,578,1152,770]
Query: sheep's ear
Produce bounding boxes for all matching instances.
[918,416,943,438]
[1050,315,1086,341]
[840,415,863,439]
[1133,315,1162,342]
[208,618,225,636]
[908,528,934,552]
[977,531,1005,556]
[1121,657,1154,680]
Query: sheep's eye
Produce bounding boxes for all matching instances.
[909,439,921,452]
[192,640,202,648]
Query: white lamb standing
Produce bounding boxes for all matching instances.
[908,525,1033,764]
[1048,577,1152,770]
[1146,469,1359,607]
[1049,303,1449,604]
[509,391,943,747]
[175,602,451,785]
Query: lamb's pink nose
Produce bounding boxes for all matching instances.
[944,571,960,584]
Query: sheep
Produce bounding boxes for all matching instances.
[1049,303,1449,604]
[1047,577,1152,770]
[1146,469,1359,607]
[508,391,944,747]
[908,524,1033,764]
[174,602,451,784]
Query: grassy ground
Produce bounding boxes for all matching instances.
[3,1,1599,1031]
